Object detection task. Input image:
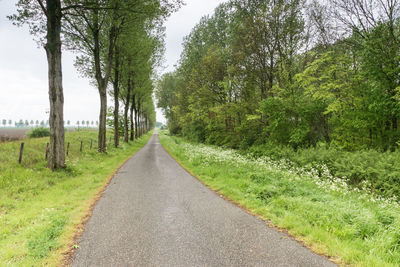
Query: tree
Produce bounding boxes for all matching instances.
[108,0,174,145]
[8,120,12,127]
[112,40,121,147]
[62,0,128,152]
[62,0,180,151]
[10,0,66,170]
[159,0,400,151]
[156,72,180,134]
[330,0,400,149]
[2,120,6,127]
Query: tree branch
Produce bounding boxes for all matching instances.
[36,0,48,18]
[63,15,95,52]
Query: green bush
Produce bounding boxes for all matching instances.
[28,127,50,138]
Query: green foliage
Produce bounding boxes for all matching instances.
[28,127,50,138]
[156,0,400,152]
[106,107,124,136]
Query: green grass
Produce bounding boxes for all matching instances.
[0,130,152,266]
[159,131,400,267]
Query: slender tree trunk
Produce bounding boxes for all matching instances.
[142,114,145,135]
[93,7,116,153]
[46,0,65,170]
[141,114,144,135]
[138,114,141,137]
[130,93,134,141]
[123,77,131,143]
[143,114,146,134]
[142,113,146,135]
[113,47,120,148]
[133,95,138,139]
[137,102,141,137]
[98,86,107,152]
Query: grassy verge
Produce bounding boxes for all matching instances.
[0,130,152,266]
[159,132,400,267]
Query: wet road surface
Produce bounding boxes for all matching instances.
[72,132,336,267]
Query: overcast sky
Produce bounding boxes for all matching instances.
[0,0,227,125]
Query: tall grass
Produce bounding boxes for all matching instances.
[0,131,152,266]
[159,132,400,267]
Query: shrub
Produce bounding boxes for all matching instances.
[28,127,50,138]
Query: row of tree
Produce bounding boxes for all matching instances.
[157,0,400,151]
[1,120,98,127]
[11,0,181,170]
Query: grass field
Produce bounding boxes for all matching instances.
[0,130,152,266]
[159,132,400,267]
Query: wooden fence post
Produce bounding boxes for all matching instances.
[90,139,93,149]
[67,142,70,156]
[45,143,49,160]
[18,142,24,164]
[80,141,83,152]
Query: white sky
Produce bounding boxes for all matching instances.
[0,0,227,126]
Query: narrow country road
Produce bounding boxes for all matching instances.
[72,132,336,267]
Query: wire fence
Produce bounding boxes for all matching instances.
[17,136,117,164]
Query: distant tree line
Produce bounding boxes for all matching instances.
[9,0,181,170]
[157,0,400,151]
[0,119,100,128]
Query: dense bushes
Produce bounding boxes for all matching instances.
[28,127,50,138]
[248,143,400,199]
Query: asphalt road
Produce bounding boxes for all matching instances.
[72,132,337,267]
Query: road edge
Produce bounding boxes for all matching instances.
[60,133,154,266]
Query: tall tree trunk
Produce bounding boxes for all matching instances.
[46,0,65,170]
[143,114,146,134]
[130,92,135,141]
[98,86,107,152]
[113,46,120,148]
[137,101,141,137]
[134,97,138,139]
[142,114,145,135]
[123,77,131,143]
[93,7,116,153]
